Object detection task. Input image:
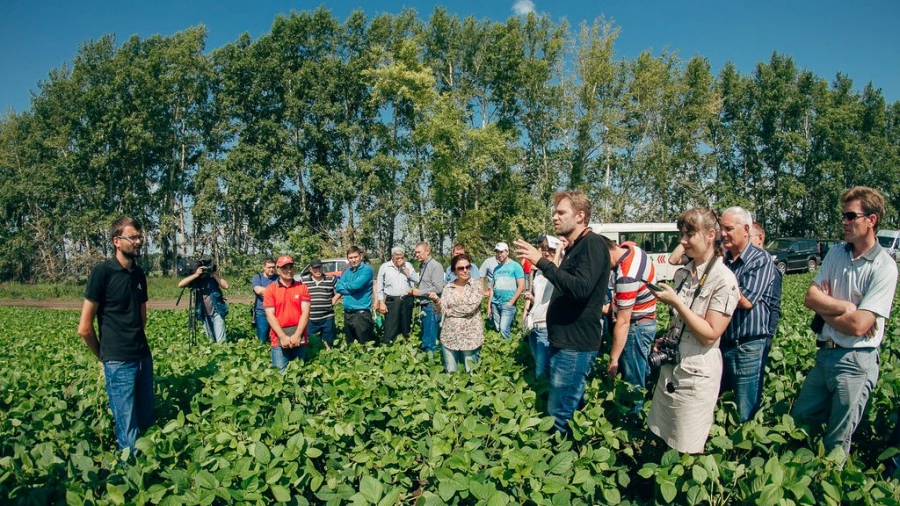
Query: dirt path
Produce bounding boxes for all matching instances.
[0,297,255,310]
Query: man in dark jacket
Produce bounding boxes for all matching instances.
[515,190,611,434]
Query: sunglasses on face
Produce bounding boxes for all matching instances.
[456,265,472,272]
[841,212,868,222]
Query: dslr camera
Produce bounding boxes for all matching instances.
[177,258,217,277]
[648,330,681,370]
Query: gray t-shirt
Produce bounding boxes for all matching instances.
[813,242,898,348]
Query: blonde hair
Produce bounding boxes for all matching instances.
[553,190,591,224]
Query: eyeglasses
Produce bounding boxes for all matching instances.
[841,212,868,222]
[117,235,144,243]
[456,265,472,272]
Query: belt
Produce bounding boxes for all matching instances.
[345,309,370,314]
[815,340,875,350]
[722,334,768,348]
[385,295,408,302]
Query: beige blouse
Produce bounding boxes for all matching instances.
[648,255,739,454]
[435,279,485,351]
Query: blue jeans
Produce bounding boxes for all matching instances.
[103,355,155,452]
[527,326,551,380]
[491,302,516,339]
[442,347,481,373]
[255,314,270,345]
[202,312,226,343]
[721,337,769,422]
[792,347,879,453]
[307,317,336,347]
[420,303,439,352]
[621,320,657,390]
[271,346,307,373]
[547,346,599,434]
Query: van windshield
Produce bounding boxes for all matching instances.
[878,235,899,248]
[766,239,792,251]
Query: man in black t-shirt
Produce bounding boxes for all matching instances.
[78,216,154,453]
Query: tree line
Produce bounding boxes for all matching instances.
[1,7,898,282]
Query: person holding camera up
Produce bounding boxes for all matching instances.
[648,207,739,453]
[178,260,230,344]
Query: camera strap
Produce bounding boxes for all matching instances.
[670,255,720,344]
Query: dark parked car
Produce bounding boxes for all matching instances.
[765,238,821,274]
[818,239,841,259]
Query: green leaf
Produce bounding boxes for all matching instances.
[359,475,383,504]
[486,490,510,506]
[271,484,291,503]
[254,442,272,465]
[659,480,677,503]
[691,465,708,484]
[758,484,783,506]
[602,487,621,504]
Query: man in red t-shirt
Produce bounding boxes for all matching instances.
[263,256,311,372]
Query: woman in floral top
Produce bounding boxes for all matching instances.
[429,254,484,373]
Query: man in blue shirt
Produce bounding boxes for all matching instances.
[335,245,375,345]
[720,207,778,422]
[251,258,278,345]
[487,242,525,339]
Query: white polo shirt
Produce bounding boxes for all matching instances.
[813,241,898,348]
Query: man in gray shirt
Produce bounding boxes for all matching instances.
[376,246,418,344]
[410,242,444,357]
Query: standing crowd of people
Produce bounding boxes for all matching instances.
[79,186,899,472]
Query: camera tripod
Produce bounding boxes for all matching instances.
[175,286,200,346]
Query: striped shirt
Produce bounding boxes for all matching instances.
[299,274,336,322]
[612,243,657,322]
[722,243,777,342]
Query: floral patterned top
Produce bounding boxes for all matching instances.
[436,278,484,351]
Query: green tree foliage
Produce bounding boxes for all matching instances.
[1,9,898,281]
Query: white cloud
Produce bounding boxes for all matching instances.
[512,0,536,16]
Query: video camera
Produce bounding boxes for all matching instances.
[177,258,217,277]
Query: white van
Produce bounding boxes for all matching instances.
[877,229,900,262]
[588,222,681,281]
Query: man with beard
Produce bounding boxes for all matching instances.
[78,216,153,454]
[514,190,611,435]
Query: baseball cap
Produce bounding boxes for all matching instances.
[276,255,295,267]
[310,259,324,268]
[494,242,509,252]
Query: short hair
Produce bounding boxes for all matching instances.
[842,186,885,229]
[390,246,405,256]
[111,216,142,239]
[600,235,617,251]
[263,257,276,265]
[346,245,364,256]
[751,222,765,237]
[451,243,467,255]
[677,207,720,251]
[450,253,471,271]
[553,190,591,224]
[722,206,753,228]
[415,241,431,253]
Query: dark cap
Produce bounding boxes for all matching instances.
[310,259,324,269]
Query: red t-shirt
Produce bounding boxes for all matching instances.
[263,279,311,347]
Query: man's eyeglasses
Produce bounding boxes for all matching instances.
[456,265,472,272]
[841,212,868,222]
[117,235,144,243]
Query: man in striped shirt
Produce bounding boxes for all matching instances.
[604,237,658,401]
[720,207,778,423]
[299,259,341,349]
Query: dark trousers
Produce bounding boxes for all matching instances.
[344,310,374,345]
[383,296,413,344]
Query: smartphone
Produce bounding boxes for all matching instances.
[645,281,663,292]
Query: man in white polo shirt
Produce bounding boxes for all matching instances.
[793,186,898,455]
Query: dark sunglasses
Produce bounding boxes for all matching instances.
[841,212,868,222]
[456,265,472,272]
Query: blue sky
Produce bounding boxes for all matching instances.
[2,0,898,113]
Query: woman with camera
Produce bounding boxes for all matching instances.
[647,207,739,453]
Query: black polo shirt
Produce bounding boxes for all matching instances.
[84,258,150,361]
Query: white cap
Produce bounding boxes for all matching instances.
[494,242,509,251]
[546,236,562,251]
